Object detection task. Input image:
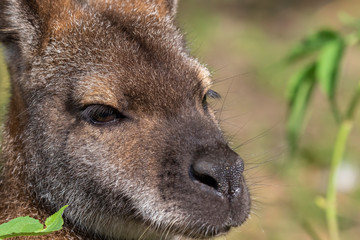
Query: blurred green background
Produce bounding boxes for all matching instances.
[176,0,360,239]
[1,0,359,239]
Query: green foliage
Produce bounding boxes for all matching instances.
[0,205,68,239]
[286,30,340,63]
[285,29,347,153]
[316,37,345,101]
[286,63,316,151]
[285,18,360,240]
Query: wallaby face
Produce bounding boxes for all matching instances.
[0,0,251,239]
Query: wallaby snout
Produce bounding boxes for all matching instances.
[190,149,244,198]
[154,116,250,237]
[0,0,251,239]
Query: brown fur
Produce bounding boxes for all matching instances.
[0,1,250,239]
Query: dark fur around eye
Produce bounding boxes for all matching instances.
[202,94,208,111]
[81,105,126,125]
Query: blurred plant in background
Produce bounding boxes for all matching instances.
[285,15,360,240]
[177,1,360,240]
[0,46,10,148]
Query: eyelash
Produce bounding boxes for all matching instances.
[202,90,220,110]
[207,89,221,99]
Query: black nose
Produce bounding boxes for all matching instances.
[189,151,244,198]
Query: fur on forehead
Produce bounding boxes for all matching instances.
[88,0,179,19]
[1,0,212,97]
[10,0,179,23]
[0,0,179,50]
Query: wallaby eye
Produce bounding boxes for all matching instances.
[82,105,125,125]
[202,89,220,111]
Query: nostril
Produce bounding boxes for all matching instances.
[189,163,218,191]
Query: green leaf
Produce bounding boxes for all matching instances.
[0,206,68,239]
[0,217,43,239]
[286,29,338,63]
[316,38,345,100]
[38,205,68,233]
[287,64,316,153]
[287,63,316,107]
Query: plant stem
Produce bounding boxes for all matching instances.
[326,120,351,240]
[326,81,360,240]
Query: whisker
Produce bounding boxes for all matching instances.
[212,71,253,86]
[138,223,152,240]
[218,77,236,121]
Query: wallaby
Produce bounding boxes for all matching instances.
[0,0,251,239]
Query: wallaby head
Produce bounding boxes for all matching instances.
[0,0,251,239]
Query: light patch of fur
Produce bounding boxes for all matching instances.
[197,65,212,92]
[75,75,124,109]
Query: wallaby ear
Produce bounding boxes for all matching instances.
[0,0,45,57]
